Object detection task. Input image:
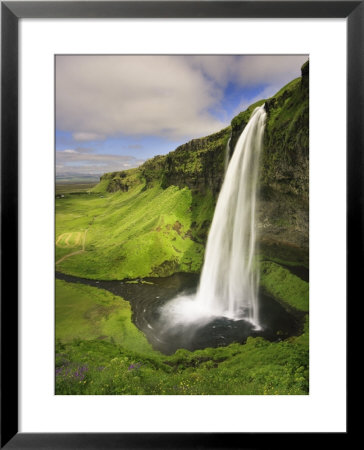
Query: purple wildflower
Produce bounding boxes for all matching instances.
[128,362,142,371]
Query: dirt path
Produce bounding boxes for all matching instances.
[82,229,88,249]
[65,233,72,247]
[56,229,88,265]
[56,233,66,246]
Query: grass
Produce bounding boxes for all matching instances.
[56,181,208,279]
[56,279,154,353]
[56,183,98,195]
[55,280,309,395]
[259,261,309,312]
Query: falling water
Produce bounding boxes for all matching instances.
[224,136,231,173]
[161,105,266,330]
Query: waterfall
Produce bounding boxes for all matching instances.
[224,136,231,173]
[195,105,266,327]
[161,105,266,329]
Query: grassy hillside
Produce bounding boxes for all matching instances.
[56,279,154,353]
[56,180,216,279]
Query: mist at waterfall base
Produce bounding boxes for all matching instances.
[159,105,267,342]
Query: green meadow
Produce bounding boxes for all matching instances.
[56,181,212,279]
[56,182,98,195]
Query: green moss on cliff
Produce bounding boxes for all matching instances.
[160,127,230,195]
[231,99,266,130]
[97,127,230,198]
[259,261,309,312]
[262,67,309,198]
[259,240,309,268]
[96,168,142,193]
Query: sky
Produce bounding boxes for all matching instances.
[56,55,308,178]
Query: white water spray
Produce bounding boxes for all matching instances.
[161,105,266,329]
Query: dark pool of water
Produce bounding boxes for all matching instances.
[56,271,305,355]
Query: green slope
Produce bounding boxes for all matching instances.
[56,180,215,279]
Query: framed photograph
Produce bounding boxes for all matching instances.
[2,1,359,447]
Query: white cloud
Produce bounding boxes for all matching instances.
[235,55,308,85]
[186,55,307,87]
[56,55,225,141]
[56,55,308,142]
[73,132,106,141]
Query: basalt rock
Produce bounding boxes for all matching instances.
[159,127,230,196]
[258,61,309,248]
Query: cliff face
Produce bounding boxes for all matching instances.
[99,61,309,251]
[100,129,230,197]
[161,128,231,195]
[258,61,309,248]
[139,127,231,196]
[220,61,309,249]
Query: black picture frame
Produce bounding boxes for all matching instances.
[1,1,359,447]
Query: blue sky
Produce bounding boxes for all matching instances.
[56,55,308,177]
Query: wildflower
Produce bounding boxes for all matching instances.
[128,362,142,371]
